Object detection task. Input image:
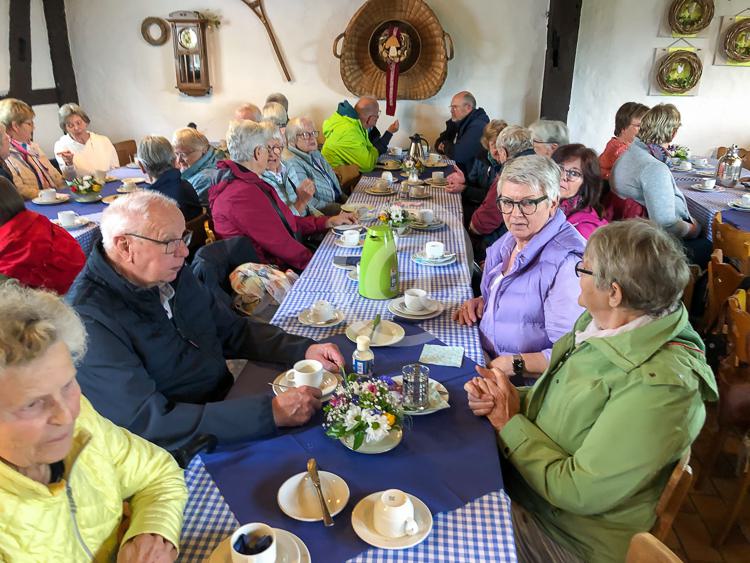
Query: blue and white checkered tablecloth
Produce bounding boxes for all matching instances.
[69,212,102,255]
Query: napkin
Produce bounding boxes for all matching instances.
[426,379,450,411]
[419,344,464,368]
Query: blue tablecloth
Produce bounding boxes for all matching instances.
[722,209,750,232]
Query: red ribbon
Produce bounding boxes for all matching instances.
[385,26,400,116]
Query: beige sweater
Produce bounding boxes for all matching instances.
[4,141,65,200]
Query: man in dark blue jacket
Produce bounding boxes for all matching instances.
[435,91,489,174]
[67,190,344,450]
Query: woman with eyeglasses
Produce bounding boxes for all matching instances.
[171,127,226,205]
[454,155,586,381]
[284,117,346,216]
[261,124,316,217]
[551,144,608,239]
[464,219,717,563]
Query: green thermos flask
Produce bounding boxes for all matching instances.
[359,224,399,299]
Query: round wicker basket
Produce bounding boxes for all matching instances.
[722,18,750,62]
[667,0,714,35]
[332,0,453,99]
[656,49,703,94]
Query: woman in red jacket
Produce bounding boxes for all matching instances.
[209,121,354,271]
[0,177,85,294]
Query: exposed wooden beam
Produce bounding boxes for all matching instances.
[43,0,79,105]
[8,0,32,98]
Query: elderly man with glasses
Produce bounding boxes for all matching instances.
[66,189,346,450]
[435,91,489,174]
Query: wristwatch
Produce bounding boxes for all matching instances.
[512,354,525,377]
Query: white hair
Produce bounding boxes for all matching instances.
[171,127,210,152]
[496,126,532,158]
[498,154,561,201]
[100,190,179,251]
[528,120,569,145]
[265,92,289,112]
[137,135,175,178]
[262,121,284,144]
[227,120,271,162]
[234,103,262,122]
[262,101,288,127]
[285,116,314,146]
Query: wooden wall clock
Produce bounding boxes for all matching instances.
[167,11,211,96]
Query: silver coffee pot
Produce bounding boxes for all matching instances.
[716,145,743,188]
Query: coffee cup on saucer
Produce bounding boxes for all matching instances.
[94,169,106,183]
[287,360,324,388]
[388,146,403,157]
[741,194,750,208]
[418,208,434,224]
[311,299,335,322]
[694,157,708,167]
[409,184,426,197]
[424,241,445,260]
[120,179,138,192]
[373,179,390,192]
[428,152,440,164]
[39,188,58,202]
[701,178,716,189]
[678,161,692,171]
[404,289,428,312]
[57,210,79,228]
[431,171,445,183]
[340,229,360,246]
[230,522,276,563]
[373,489,419,538]
[381,171,394,183]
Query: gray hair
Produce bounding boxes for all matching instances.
[137,135,175,178]
[496,125,533,158]
[262,121,284,144]
[100,190,179,252]
[234,103,262,122]
[285,116,314,146]
[58,103,91,133]
[171,127,209,152]
[265,92,289,112]
[586,219,689,316]
[262,102,288,128]
[459,91,476,109]
[528,120,569,145]
[0,282,87,372]
[498,154,561,201]
[227,119,271,162]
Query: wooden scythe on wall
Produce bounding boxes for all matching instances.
[240,0,292,81]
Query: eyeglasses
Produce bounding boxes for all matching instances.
[266,145,283,155]
[574,261,594,278]
[125,230,192,255]
[296,131,319,140]
[175,149,200,160]
[496,194,548,215]
[560,167,583,180]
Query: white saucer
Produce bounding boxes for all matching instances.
[32,193,70,205]
[346,319,405,347]
[277,470,350,522]
[334,238,364,249]
[52,217,94,231]
[424,160,448,168]
[208,528,309,563]
[728,200,750,212]
[411,252,457,267]
[689,183,717,192]
[332,224,363,236]
[272,370,341,397]
[365,188,397,196]
[407,192,431,200]
[391,375,450,416]
[298,308,345,327]
[341,427,403,454]
[410,220,445,231]
[388,297,443,320]
[125,162,140,169]
[695,170,715,177]
[116,186,141,194]
[425,178,448,188]
[347,269,359,282]
[351,491,433,549]
[341,203,374,215]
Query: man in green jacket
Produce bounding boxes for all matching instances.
[465,220,718,563]
[321,97,398,172]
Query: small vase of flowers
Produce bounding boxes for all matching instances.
[68,176,103,202]
[378,205,409,235]
[667,144,691,161]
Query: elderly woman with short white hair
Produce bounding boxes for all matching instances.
[172,127,225,204]
[284,116,345,216]
[53,103,119,178]
[455,155,585,380]
[529,119,570,158]
[209,120,355,271]
[0,283,187,562]
[261,123,316,217]
[262,101,288,131]
[137,135,202,222]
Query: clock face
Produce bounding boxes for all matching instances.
[178,27,198,50]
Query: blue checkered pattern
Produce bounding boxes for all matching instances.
[271,176,485,365]
[70,220,101,255]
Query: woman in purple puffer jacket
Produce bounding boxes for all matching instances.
[454,155,586,380]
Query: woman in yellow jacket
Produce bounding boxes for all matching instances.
[0,283,187,562]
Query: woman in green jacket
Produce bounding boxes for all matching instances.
[466,219,717,563]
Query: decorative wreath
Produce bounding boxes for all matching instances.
[141,17,170,46]
[668,0,714,35]
[656,49,703,94]
[723,18,750,62]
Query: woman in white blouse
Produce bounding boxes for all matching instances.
[54,103,119,177]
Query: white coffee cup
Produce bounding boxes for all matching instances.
[418,208,434,224]
[431,171,445,181]
[695,157,708,167]
[404,288,428,312]
[701,178,716,189]
[57,210,79,227]
[230,523,276,563]
[381,171,394,183]
[428,152,440,163]
[39,188,58,202]
[741,194,750,207]
[311,299,335,322]
[94,169,106,183]
[373,179,390,192]
[678,161,692,171]
[425,241,445,260]
[341,229,360,246]
[287,359,324,388]
[409,184,426,197]
[120,179,138,192]
[389,146,403,156]
[373,489,419,538]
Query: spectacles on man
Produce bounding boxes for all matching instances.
[560,167,583,180]
[496,194,548,215]
[266,145,283,155]
[574,261,594,278]
[175,149,200,161]
[125,230,192,255]
[296,131,319,140]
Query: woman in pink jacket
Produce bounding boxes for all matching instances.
[552,144,608,239]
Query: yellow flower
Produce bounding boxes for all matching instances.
[93,184,102,192]
[385,413,395,427]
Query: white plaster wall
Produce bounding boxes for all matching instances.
[568,0,750,157]
[52,0,548,156]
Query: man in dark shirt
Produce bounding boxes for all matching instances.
[435,91,490,174]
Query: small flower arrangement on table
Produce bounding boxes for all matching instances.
[377,205,409,230]
[667,144,691,161]
[323,375,403,451]
[68,175,103,199]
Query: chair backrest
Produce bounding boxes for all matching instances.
[727,289,750,366]
[186,210,210,259]
[113,139,137,166]
[703,250,747,331]
[682,264,701,310]
[717,146,749,159]
[652,450,693,542]
[713,214,750,275]
[626,533,682,563]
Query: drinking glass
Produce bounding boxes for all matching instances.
[402,364,430,411]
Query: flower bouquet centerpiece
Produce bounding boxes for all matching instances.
[667,144,691,161]
[378,204,409,235]
[323,375,404,453]
[68,175,103,202]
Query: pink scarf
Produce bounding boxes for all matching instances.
[10,139,58,189]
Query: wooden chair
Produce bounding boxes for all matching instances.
[626,532,682,563]
[186,209,213,260]
[713,214,750,275]
[682,264,701,310]
[113,139,137,167]
[651,450,693,542]
[702,250,746,333]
